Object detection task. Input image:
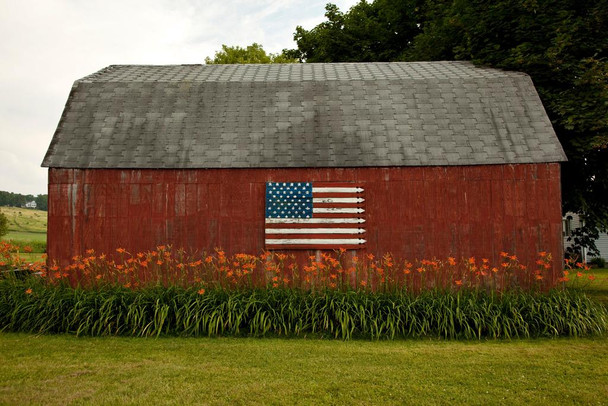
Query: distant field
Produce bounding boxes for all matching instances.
[0,206,47,232]
[1,207,47,254]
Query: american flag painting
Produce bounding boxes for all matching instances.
[265,182,366,249]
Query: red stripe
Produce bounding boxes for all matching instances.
[313,193,363,198]
[265,223,364,229]
[312,182,364,188]
[313,213,363,218]
[314,203,364,208]
[265,233,366,239]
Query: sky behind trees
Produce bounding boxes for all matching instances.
[0,0,358,195]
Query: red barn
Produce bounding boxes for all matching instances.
[42,62,566,278]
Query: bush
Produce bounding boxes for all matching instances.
[1,276,606,339]
[0,212,7,238]
[6,240,46,253]
[588,257,606,269]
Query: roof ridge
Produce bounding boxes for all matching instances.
[73,61,526,84]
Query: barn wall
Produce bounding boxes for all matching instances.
[47,163,563,278]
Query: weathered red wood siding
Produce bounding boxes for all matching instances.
[47,163,563,279]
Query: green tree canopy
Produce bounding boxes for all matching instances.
[0,191,47,211]
[292,1,423,62]
[34,195,48,211]
[291,0,608,254]
[205,43,297,64]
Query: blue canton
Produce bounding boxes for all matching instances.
[265,182,313,219]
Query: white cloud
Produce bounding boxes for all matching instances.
[0,0,358,195]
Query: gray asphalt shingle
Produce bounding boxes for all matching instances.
[41,61,567,169]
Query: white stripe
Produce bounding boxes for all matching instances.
[313,207,365,214]
[265,228,365,234]
[266,238,366,245]
[266,218,365,224]
[312,187,364,193]
[313,197,364,203]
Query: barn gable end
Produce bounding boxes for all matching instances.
[42,62,566,281]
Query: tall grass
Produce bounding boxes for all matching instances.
[2,243,605,340]
[4,239,46,253]
[1,276,605,339]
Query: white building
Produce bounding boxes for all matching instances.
[563,212,608,262]
[24,201,36,209]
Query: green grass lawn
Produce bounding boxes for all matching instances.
[0,334,606,405]
[571,268,608,305]
[2,230,46,243]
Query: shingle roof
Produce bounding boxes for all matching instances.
[41,61,566,168]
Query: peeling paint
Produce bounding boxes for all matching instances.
[47,164,564,283]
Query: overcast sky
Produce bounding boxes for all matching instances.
[0,0,358,196]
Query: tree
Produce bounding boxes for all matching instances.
[292,1,423,62]
[34,195,48,211]
[205,43,297,64]
[0,211,8,238]
[292,0,608,254]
